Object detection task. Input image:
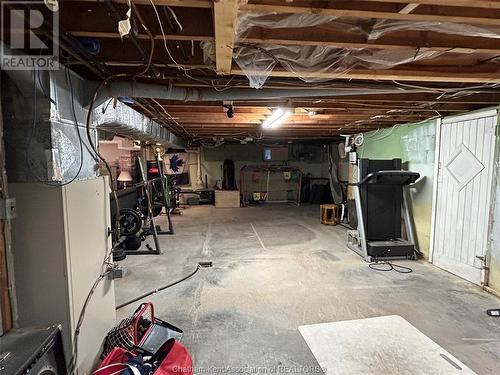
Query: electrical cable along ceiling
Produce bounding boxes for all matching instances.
[55,0,500,143]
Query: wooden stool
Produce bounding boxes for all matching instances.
[320,204,340,225]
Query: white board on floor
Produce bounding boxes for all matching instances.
[299,315,475,375]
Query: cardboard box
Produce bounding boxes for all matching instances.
[215,190,240,208]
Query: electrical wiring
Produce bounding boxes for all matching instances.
[149,0,185,70]
[369,261,413,274]
[150,98,193,139]
[391,80,500,95]
[36,68,56,105]
[366,124,401,141]
[148,0,241,91]
[68,3,159,372]
[69,236,119,374]
[102,97,115,114]
[166,6,183,31]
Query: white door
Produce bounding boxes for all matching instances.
[432,110,498,285]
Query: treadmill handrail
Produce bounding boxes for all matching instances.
[350,170,420,186]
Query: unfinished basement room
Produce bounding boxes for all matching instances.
[2,0,500,374]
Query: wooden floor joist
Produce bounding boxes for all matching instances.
[242,33,500,54]
[240,3,500,26]
[75,0,213,8]
[230,68,500,83]
[59,1,500,140]
[69,31,214,42]
[359,0,500,10]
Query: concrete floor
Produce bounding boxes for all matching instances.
[115,204,500,374]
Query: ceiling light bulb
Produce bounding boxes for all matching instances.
[262,108,292,129]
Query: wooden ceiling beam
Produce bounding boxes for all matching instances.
[69,29,500,54]
[213,0,239,74]
[170,113,427,119]
[174,118,428,125]
[243,32,500,54]
[74,0,213,8]
[154,94,500,105]
[156,104,467,112]
[358,0,500,10]
[240,3,500,26]
[231,67,500,83]
[70,57,500,83]
[69,31,213,42]
[399,4,419,14]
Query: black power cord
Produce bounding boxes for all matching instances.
[369,261,413,274]
[116,261,213,310]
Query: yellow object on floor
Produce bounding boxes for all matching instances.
[320,204,340,225]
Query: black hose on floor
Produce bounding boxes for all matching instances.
[116,261,213,310]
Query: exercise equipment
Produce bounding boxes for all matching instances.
[119,208,142,237]
[348,158,420,261]
[123,235,142,251]
[111,154,178,256]
[155,154,175,235]
[138,196,162,217]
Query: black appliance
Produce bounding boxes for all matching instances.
[0,326,67,375]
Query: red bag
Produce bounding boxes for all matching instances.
[93,347,135,375]
[93,340,193,375]
[155,340,193,375]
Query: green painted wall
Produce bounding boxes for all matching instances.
[200,143,330,188]
[357,120,437,258]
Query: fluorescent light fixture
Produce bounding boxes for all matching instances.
[262,108,292,129]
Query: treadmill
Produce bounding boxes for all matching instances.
[348,159,420,262]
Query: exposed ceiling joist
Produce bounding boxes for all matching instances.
[230,68,500,83]
[213,0,240,74]
[359,0,500,10]
[240,3,500,26]
[69,29,500,53]
[67,30,500,54]
[71,0,500,11]
[69,31,213,42]
[242,34,500,54]
[399,3,420,14]
[76,0,213,8]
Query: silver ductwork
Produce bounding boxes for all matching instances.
[94,100,186,147]
[2,68,99,182]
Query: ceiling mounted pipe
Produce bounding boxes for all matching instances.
[87,80,438,108]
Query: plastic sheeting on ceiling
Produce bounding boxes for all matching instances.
[201,12,500,88]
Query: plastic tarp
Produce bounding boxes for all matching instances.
[201,12,500,88]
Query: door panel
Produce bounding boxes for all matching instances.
[433,111,497,285]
